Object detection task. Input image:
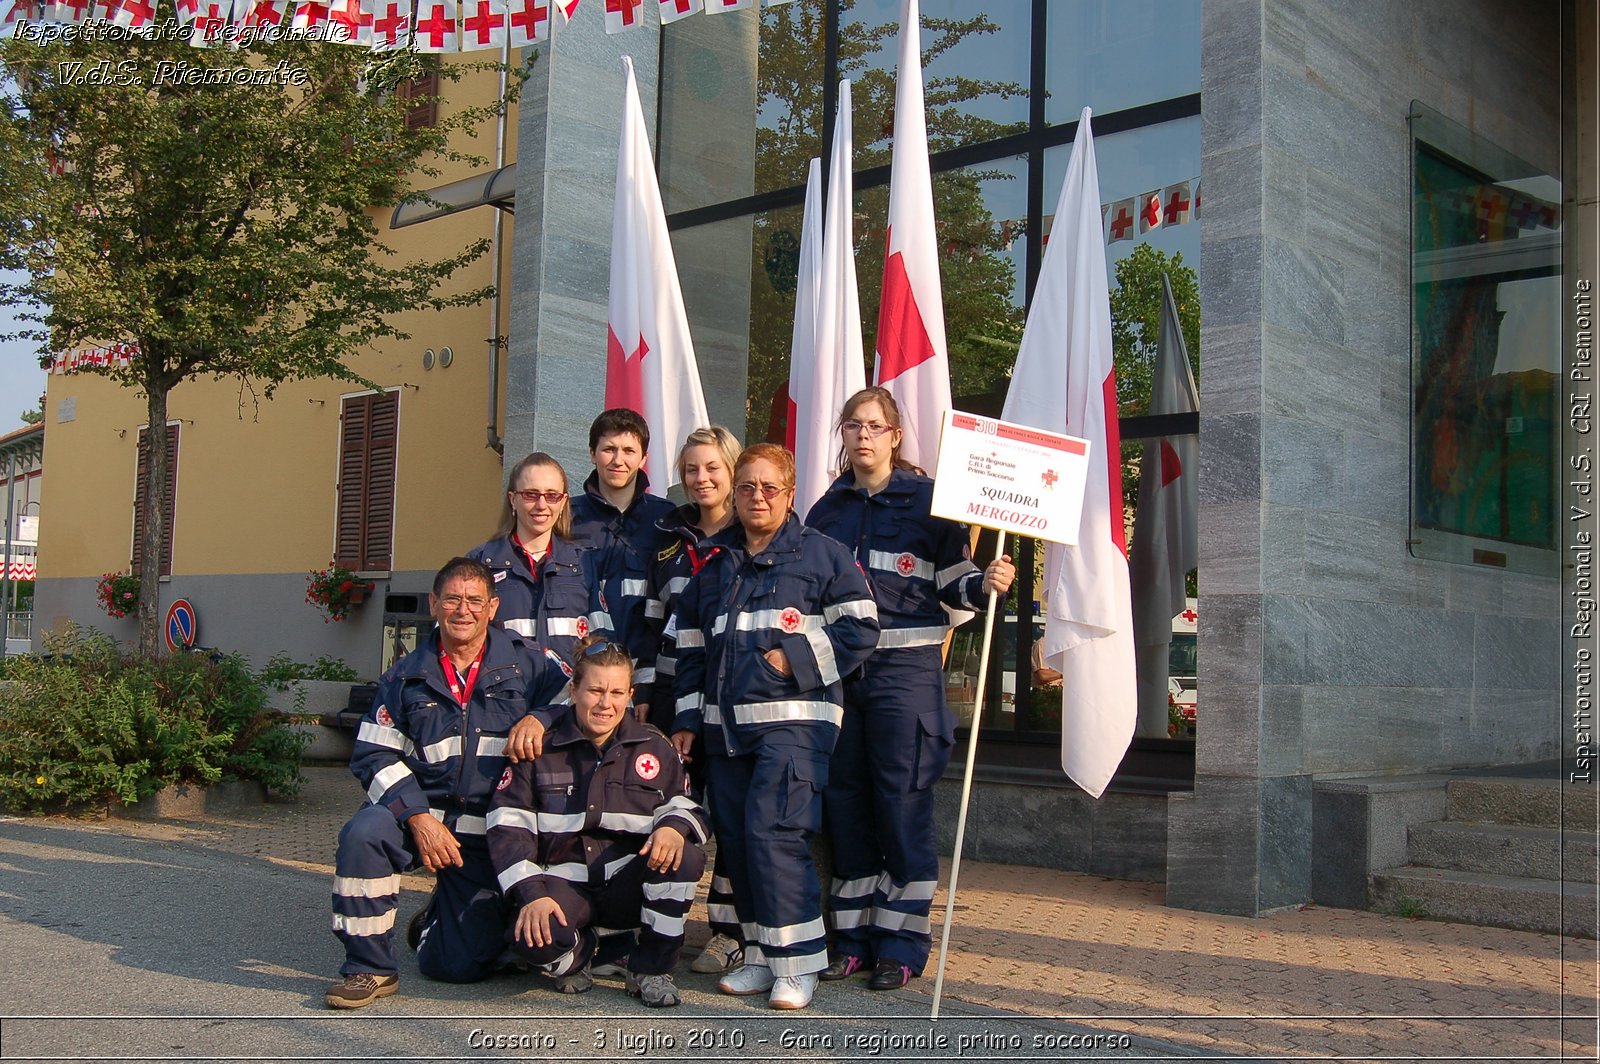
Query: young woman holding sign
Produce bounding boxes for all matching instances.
[804,387,1014,990]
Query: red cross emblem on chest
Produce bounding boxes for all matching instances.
[895,552,916,577]
[634,753,661,780]
[575,617,589,638]
[779,607,802,633]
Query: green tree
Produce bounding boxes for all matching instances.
[18,407,41,425]
[0,32,524,654]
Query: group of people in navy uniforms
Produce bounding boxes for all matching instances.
[326,396,1013,1012]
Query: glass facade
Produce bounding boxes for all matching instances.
[659,0,1202,756]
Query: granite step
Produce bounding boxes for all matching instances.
[1408,820,1599,882]
[1446,777,1599,833]
[1371,865,1597,938]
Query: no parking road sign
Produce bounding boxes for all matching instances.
[164,598,198,653]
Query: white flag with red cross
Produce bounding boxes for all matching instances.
[1161,181,1192,226]
[367,0,410,47]
[504,0,544,44]
[457,0,504,48]
[602,0,640,32]
[290,0,331,31]
[105,0,158,28]
[552,0,574,20]
[794,79,866,516]
[655,0,696,23]
[187,0,235,46]
[326,0,372,44]
[1137,190,1162,233]
[410,0,455,49]
[784,157,823,452]
[702,0,749,12]
[236,0,287,29]
[1107,197,1135,243]
[873,0,949,474]
[606,56,710,491]
[1001,107,1135,799]
[1129,271,1198,737]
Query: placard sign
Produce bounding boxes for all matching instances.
[929,410,1091,546]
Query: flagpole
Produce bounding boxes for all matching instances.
[931,529,1005,1021]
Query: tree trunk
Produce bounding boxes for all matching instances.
[137,382,168,657]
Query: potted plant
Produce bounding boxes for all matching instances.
[95,571,140,620]
[305,564,374,623]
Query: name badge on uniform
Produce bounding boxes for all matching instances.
[493,570,508,582]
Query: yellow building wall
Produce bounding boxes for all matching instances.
[39,52,524,583]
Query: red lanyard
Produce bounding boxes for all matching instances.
[687,543,720,574]
[511,531,544,582]
[439,647,484,708]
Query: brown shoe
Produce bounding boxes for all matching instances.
[325,972,399,1009]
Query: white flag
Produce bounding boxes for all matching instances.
[457,0,505,48]
[504,0,544,43]
[409,0,454,47]
[794,79,866,516]
[326,0,372,45]
[784,157,823,453]
[873,0,950,474]
[656,0,697,23]
[366,0,410,48]
[1129,272,1199,737]
[187,0,234,45]
[1001,107,1135,799]
[606,55,711,492]
[702,0,749,11]
[603,0,641,32]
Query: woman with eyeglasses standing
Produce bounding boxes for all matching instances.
[805,387,1014,991]
[467,452,610,668]
[670,443,879,1010]
[637,426,745,977]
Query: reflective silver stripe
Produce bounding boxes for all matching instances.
[547,617,584,636]
[731,700,843,727]
[541,862,590,883]
[454,815,487,836]
[367,762,412,803]
[421,736,461,764]
[876,626,947,649]
[871,909,932,934]
[707,902,738,924]
[767,949,827,977]
[831,875,878,900]
[711,875,734,893]
[653,795,706,842]
[356,722,409,751]
[641,911,686,937]
[829,908,870,929]
[665,576,689,596]
[536,811,587,834]
[703,702,723,726]
[333,874,400,899]
[589,609,614,630]
[657,657,676,676]
[546,941,585,977]
[937,560,979,589]
[676,693,701,714]
[677,629,705,649]
[804,626,839,685]
[634,667,657,684]
[711,614,728,636]
[737,607,821,633]
[743,943,768,968]
[644,599,666,619]
[599,810,654,834]
[503,617,536,637]
[476,736,507,758]
[497,859,541,892]
[823,597,878,623]
[884,878,938,904]
[486,806,539,832]
[642,881,698,903]
[332,912,395,936]
[603,854,637,881]
[868,549,934,580]
[756,916,826,948]
[622,579,648,598]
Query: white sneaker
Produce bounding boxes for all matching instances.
[690,933,744,974]
[768,973,817,1010]
[717,963,775,996]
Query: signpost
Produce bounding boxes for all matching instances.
[164,598,197,654]
[927,410,1089,1019]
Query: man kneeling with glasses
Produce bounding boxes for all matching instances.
[487,637,709,1007]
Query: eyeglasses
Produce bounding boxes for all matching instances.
[735,482,790,500]
[511,489,567,505]
[580,641,630,659]
[841,420,894,438]
[438,594,491,613]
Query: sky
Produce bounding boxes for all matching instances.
[1,273,46,435]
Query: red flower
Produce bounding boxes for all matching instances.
[339,581,353,592]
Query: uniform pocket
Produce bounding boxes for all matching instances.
[912,709,954,790]
[776,754,828,832]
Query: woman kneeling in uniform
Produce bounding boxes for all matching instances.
[486,637,709,1007]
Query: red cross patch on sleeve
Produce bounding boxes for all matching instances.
[779,607,802,633]
[496,767,514,791]
[375,705,393,727]
[634,753,661,781]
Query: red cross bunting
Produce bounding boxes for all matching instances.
[294,0,329,25]
[507,0,545,38]
[413,2,455,46]
[1141,193,1162,229]
[371,1,407,41]
[1108,204,1134,240]
[462,0,503,41]
[194,2,229,40]
[605,0,638,23]
[665,0,690,10]
[1164,186,1191,225]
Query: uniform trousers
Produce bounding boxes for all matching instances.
[705,741,831,977]
[332,803,507,982]
[824,648,953,973]
[506,845,707,976]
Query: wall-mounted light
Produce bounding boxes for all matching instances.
[401,382,422,392]
[439,346,454,369]
[308,398,326,406]
[422,348,435,370]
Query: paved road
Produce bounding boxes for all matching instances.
[0,818,1177,1063]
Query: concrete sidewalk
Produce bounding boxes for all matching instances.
[17,765,1597,1061]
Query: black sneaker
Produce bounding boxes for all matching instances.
[324,972,398,1009]
[819,952,867,981]
[867,959,913,990]
[406,899,432,952]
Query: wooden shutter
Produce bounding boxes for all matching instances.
[132,424,178,577]
[335,391,398,572]
[398,68,439,131]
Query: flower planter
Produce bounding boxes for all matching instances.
[110,779,267,820]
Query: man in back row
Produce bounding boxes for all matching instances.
[567,409,675,722]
